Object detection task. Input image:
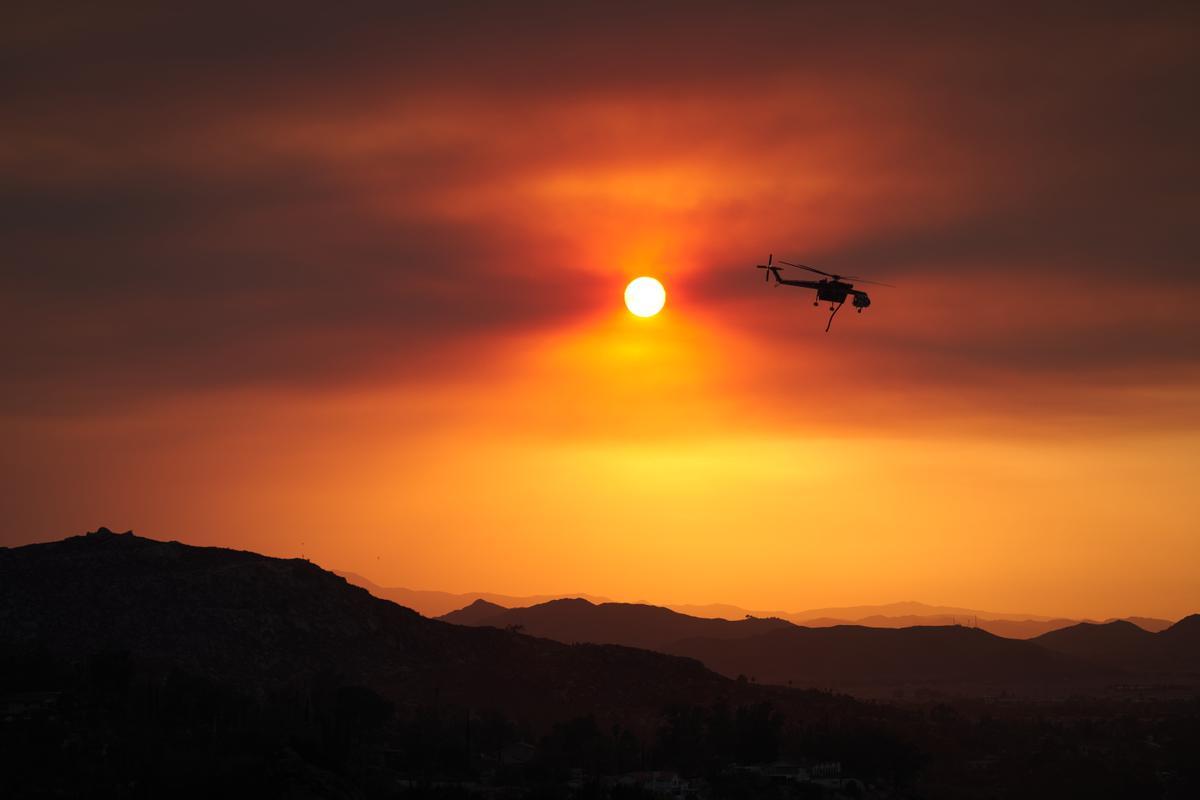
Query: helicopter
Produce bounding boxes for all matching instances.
[756,254,894,331]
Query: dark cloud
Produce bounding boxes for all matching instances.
[2,1,1198,418]
[0,159,600,412]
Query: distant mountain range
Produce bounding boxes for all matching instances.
[439,597,1200,691]
[799,614,1173,639]
[333,571,613,618]
[342,573,1174,639]
[788,601,1060,623]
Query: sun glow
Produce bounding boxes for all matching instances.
[624,276,666,317]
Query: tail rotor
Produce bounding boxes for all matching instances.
[757,253,775,283]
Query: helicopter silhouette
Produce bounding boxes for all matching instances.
[756,254,894,331]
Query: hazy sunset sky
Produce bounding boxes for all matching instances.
[4,2,1198,619]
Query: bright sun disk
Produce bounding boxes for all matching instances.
[624,276,666,317]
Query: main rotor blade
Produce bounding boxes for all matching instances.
[776,259,837,278]
[839,276,897,288]
[778,259,896,287]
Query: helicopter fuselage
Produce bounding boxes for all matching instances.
[815,279,852,304]
[776,275,870,307]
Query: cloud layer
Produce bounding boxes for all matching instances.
[3,3,1199,616]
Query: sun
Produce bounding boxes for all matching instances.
[624,276,666,317]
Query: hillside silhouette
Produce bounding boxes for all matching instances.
[1,528,890,797]
[438,598,1122,691]
[0,529,780,723]
[439,599,1200,693]
[1034,616,1200,674]
[439,598,793,650]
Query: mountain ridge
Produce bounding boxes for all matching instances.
[334,570,613,618]
[441,597,795,651]
[436,596,1131,692]
[0,529,791,724]
[1033,616,1200,674]
[346,573,1173,635]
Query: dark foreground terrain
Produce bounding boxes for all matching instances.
[2,530,1199,799]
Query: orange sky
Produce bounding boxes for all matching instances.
[3,3,1199,619]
